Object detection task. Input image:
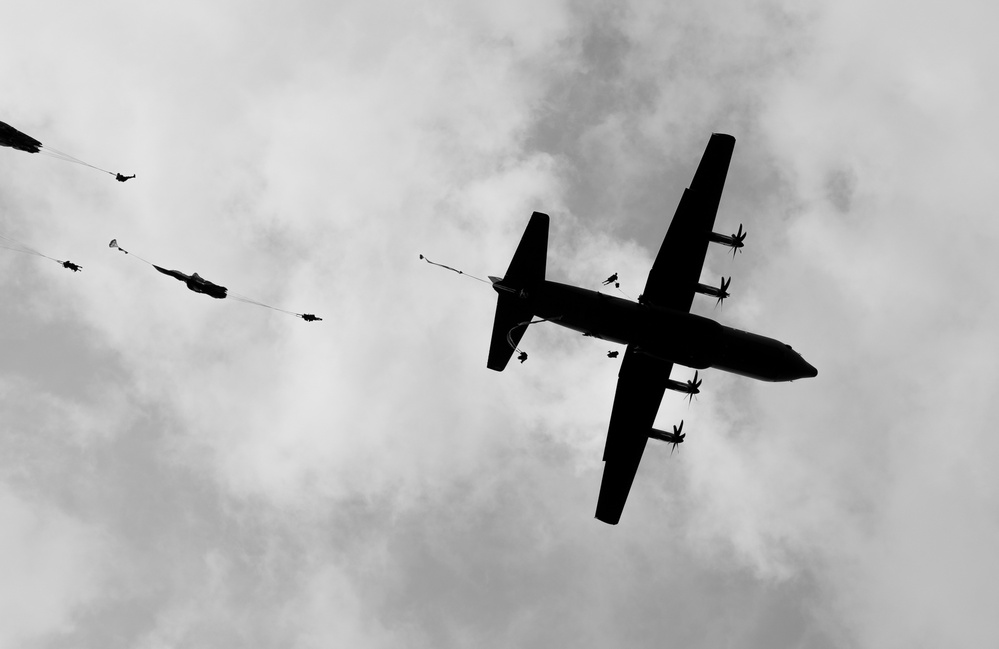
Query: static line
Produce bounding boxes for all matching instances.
[38,145,115,175]
[0,231,64,264]
[227,289,300,317]
[506,316,561,363]
[108,239,154,265]
[419,254,502,287]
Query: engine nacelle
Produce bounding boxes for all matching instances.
[650,421,685,451]
[664,371,700,398]
[708,223,747,255]
[649,427,676,442]
[696,277,731,305]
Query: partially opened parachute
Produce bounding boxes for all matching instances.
[109,239,321,321]
[1,118,131,179]
[0,121,42,153]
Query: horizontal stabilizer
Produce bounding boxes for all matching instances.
[486,292,535,371]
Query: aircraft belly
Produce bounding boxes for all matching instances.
[712,326,800,381]
[632,311,721,368]
[534,282,641,345]
[534,282,733,366]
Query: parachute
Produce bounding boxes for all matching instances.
[0,230,82,272]
[0,121,42,153]
[1,118,132,180]
[109,239,321,321]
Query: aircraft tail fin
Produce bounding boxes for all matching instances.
[486,212,549,371]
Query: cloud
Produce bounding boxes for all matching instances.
[0,488,108,646]
[4,0,999,647]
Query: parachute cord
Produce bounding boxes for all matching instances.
[38,145,115,175]
[506,316,561,363]
[125,252,154,266]
[0,233,64,264]
[108,239,157,266]
[114,248,154,266]
[0,242,62,264]
[226,290,302,317]
[419,254,506,289]
[615,285,633,300]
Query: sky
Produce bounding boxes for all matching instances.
[2,0,998,647]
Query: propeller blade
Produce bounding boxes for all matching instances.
[731,225,746,257]
[715,278,729,307]
[683,373,700,404]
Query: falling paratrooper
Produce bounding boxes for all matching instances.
[108,239,321,321]
[1,119,134,182]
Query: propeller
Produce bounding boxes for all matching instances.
[715,276,731,308]
[670,420,685,455]
[685,371,701,403]
[730,223,747,257]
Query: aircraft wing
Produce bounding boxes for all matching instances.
[595,346,673,525]
[594,134,735,524]
[640,133,735,313]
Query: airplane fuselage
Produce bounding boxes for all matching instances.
[523,280,816,381]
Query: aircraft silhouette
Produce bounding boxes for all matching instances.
[485,133,817,525]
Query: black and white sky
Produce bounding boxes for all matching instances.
[2,1,998,647]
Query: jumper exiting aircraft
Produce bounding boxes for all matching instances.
[485,133,817,525]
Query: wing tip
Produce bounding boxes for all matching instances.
[594,511,621,525]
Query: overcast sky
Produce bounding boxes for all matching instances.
[2,0,998,647]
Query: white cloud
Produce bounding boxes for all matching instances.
[0,488,108,646]
[4,0,999,647]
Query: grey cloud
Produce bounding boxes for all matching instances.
[6,0,999,647]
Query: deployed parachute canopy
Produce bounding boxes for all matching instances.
[1,119,133,181]
[109,239,321,321]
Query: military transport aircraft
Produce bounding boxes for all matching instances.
[485,133,817,525]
